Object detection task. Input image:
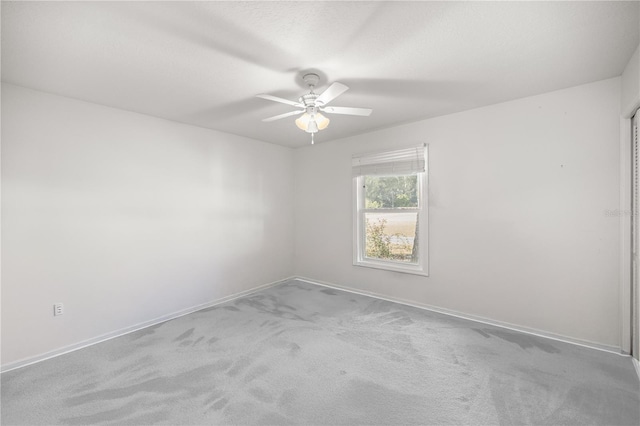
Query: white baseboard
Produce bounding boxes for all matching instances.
[2,275,628,374]
[1,276,293,373]
[294,276,623,356]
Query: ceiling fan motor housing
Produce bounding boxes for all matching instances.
[299,93,319,107]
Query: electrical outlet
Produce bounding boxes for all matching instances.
[53,303,64,316]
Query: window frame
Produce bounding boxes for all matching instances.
[352,147,429,276]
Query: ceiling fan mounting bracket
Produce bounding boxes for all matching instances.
[302,73,320,89]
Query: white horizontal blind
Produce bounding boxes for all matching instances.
[352,144,426,177]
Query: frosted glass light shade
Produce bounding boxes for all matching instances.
[295,113,311,130]
[315,113,330,130]
[307,120,318,133]
[295,112,330,132]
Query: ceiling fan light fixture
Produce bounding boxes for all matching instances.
[295,112,330,132]
[315,113,330,130]
[306,119,319,133]
[295,113,311,130]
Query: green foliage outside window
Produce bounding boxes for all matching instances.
[364,175,418,209]
[365,218,413,262]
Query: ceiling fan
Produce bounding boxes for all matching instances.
[257,73,372,144]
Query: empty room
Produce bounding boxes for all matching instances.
[2,1,640,425]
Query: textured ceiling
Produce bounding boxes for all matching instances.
[2,1,639,148]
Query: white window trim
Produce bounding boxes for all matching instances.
[352,146,429,276]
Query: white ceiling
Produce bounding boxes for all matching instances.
[2,1,638,148]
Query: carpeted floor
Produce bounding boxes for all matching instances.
[2,279,639,425]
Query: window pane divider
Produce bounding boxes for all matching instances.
[361,208,420,213]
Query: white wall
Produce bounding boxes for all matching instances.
[622,44,640,117]
[1,83,294,366]
[294,78,622,348]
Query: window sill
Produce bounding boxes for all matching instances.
[353,259,429,277]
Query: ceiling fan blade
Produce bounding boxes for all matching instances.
[315,82,349,106]
[262,110,304,122]
[256,94,303,108]
[322,106,372,116]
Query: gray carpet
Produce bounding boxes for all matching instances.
[2,280,639,425]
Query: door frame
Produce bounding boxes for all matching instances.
[622,106,640,357]
[620,115,632,355]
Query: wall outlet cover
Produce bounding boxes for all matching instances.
[53,303,64,316]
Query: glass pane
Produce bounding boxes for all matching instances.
[365,212,418,263]
[364,175,418,209]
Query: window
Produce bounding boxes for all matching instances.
[353,145,428,275]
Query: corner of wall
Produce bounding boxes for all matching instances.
[621,44,640,117]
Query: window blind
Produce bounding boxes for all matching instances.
[352,144,426,177]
